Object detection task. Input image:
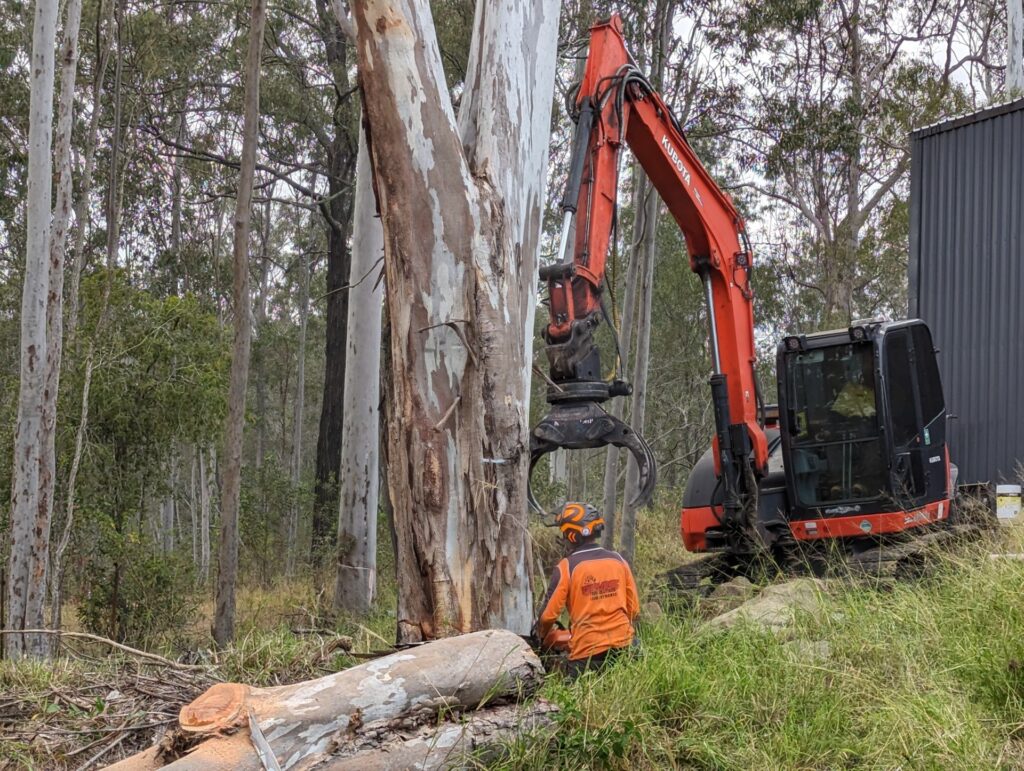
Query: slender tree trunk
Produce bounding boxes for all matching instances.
[619,0,671,564]
[254,196,271,471]
[353,0,560,642]
[1009,0,1024,94]
[286,245,310,577]
[67,0,113,340]
[335,123,384,615]
[213,0,267,648]
[620,187,658,565]
[161,452,178,553]
[170,110,186,292]
[601,169,646,548]
[6,0,60,660]
[199,446,212,583]
[190,450,199,566]
[311,0,357,564]
[36,0,83,643]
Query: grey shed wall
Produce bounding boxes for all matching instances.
[909,99,1024,484]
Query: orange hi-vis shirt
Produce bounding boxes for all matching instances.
[537,544,639,661]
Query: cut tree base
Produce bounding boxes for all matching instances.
[106,629,554,770]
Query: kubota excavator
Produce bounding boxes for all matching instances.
[530,14,959,586]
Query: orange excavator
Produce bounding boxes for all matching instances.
[530,15,957,584]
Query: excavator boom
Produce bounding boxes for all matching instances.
[530,15,767,541]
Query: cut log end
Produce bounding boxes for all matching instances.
[179,682,249,733]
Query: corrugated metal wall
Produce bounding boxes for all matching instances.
[909,99,1024,484]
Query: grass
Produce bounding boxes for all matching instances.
[495,526,1024,770]
[7,506,1024,769]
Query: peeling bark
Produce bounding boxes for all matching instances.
[352,0,560,642]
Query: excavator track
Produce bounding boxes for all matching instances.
[658,521,992,604]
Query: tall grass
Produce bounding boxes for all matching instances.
[496,532,1024,769]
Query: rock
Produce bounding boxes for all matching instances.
[699,576,760,618]
[707,578,827,633]
[642,601,664,622]
[783,639,831,663]
[709,576,757,600]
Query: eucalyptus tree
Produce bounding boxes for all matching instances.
[718,0,977,330]
[214,0,267,647]
[6,0,60,659]
[353,0,561,641]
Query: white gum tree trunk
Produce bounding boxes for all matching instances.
[6,0,60,659]
[351,0,561,641]
[335,125,384,615]
[1010,0,1024,94]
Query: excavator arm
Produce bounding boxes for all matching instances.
[530,15,768,542]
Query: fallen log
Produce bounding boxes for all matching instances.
[106,629,552,770]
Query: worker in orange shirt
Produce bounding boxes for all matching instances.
[535,502,640,677]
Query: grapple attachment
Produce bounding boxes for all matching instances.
[528,400,657,513]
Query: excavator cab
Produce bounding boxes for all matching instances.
[682,319,951,555]
[777,319,949,525]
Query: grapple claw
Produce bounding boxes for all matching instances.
[528,401,657,513]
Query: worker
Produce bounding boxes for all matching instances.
[831,357,877,419]
[535,502,640,677]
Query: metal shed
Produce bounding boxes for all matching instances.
[909,98,1024,484]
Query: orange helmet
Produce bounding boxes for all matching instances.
[556,502,605,544]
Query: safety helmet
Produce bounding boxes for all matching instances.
[556,502,605,544]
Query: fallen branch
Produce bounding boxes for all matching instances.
[0,629,210,671]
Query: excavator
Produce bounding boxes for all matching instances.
[529,14,958,588]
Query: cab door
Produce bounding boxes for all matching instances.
[881,324,947,507]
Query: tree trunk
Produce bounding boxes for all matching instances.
[213,0,267,648]
[67,0,113,340]
[335,122,384,615]
[311,0,358,564]
[190,450,199,567]
[161,453,178,554]
[36,0,84,642]
[254,196,271,471]
[619,0,671,565]
[286,246,310,577]
[1009,0,1024,94]
[601,169,647,548]
[620,186,659,566]
[106,630,548,771]
[5,0,60,660]
[353,0,560,642]
[199,446,212,583]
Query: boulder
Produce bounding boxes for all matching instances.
[707,578,827,633]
